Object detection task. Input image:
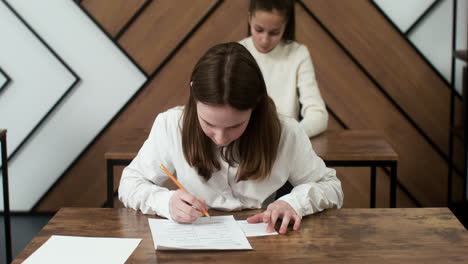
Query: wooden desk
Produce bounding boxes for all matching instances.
[105,142,139,208]
[13,207,468,264]
[105,130,398,208]
[311,130,398,208]
[1,129,12,263]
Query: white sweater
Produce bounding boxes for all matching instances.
[118,107,343,219]
[239,37,328,137]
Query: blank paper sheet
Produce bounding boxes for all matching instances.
[22,235,141,264]
[237,220,278,237]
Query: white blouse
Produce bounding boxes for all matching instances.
[239,37,328,137]
[118,107,343,219]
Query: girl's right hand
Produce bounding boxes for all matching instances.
[169,189,208,223]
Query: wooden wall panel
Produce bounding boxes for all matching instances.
[302,0,453,156]
[81,0,147,37]
[118,0,218,74]
[35,0,450,211]
[296,4,447,206]
[35,0,249,211]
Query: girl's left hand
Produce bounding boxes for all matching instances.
[246,200,301,235]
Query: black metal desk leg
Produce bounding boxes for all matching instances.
[106,160,114,208]
[370,166,376,208]
[1,136,12,264]
[390,162,397,208]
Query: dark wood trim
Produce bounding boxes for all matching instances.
[405,0,442,36]
[114,0,152,41]
[326,106,348,129]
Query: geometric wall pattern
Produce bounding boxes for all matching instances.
[374,0,467,201]
[0,1,78,159]
[0,68,10,92]
[373,0,437,32]
[0,0,147,211]
[374,0,467,94]
[1,0,464,212]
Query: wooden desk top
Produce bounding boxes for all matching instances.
[13,208,468,264]
[104,128,146,160]
[106,130,398,163]
[104,146,138,160]
[311,130,398,161]
[0,129,5,141]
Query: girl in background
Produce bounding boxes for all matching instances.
[239,0,328,138]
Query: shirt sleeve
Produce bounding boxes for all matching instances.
[296,45,328,138]
[118,113,176,219]
[277,123,343,217]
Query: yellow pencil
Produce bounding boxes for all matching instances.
[160,164,210,217]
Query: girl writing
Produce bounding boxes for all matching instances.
[119,42,343,234]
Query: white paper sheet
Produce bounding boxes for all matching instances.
[237,220,279,237]
[22,235,141,264]
[148,215,252,250]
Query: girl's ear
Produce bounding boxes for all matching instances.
[190,81,193,88]
[248,12,252,25]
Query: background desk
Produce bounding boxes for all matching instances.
[105,130,398,208]
[104,142,138,208]
[13,207,468,264]
[311,130,398,207]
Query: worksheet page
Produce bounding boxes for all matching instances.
[148,215,252,250]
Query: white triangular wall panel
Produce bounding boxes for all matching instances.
[409,0,452,83]
[373,0,436,32]
[0,0,147,211]
[0,1,76,157]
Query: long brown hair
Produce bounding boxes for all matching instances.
[247,0,295,42]
[182,42,281,181]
